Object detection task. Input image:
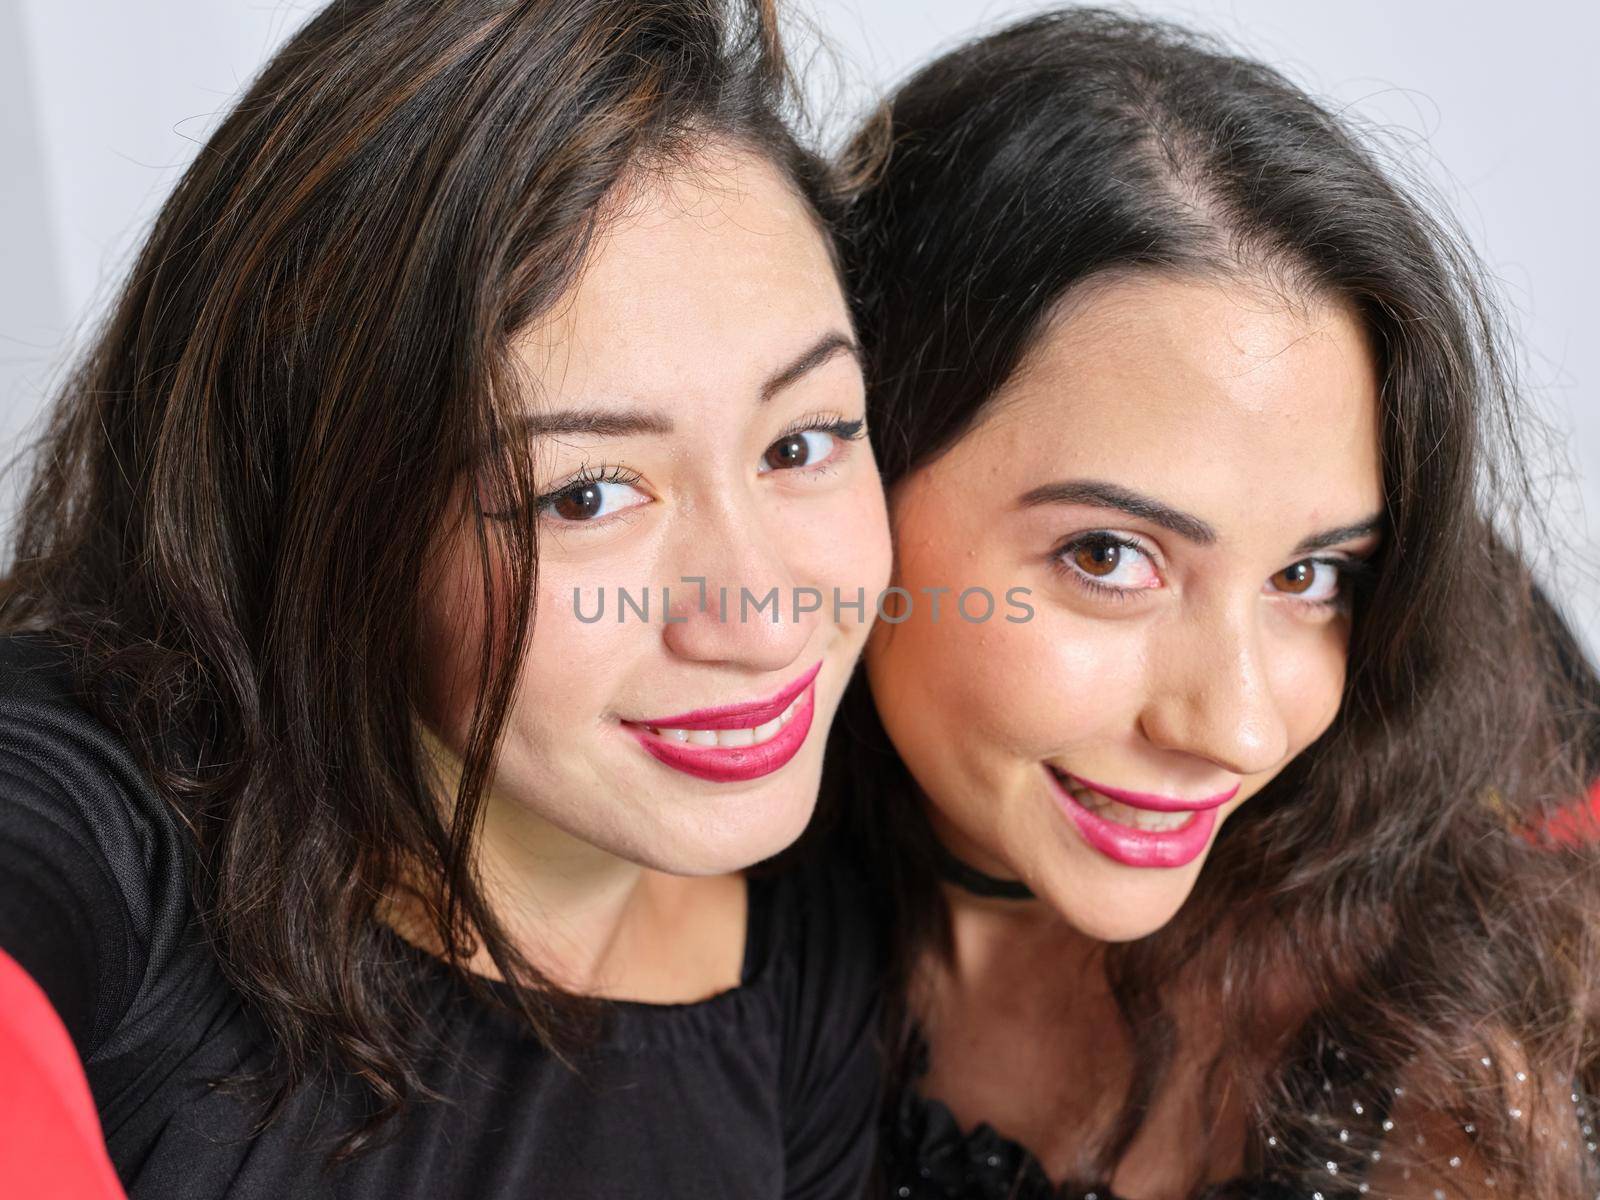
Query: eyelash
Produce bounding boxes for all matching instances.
[1305,556,1375,613]
[522,413,866,524]
[532,462,644,515]
[1051,532,1375,612]
[1050,533,1151,603]
[772,412,867,468]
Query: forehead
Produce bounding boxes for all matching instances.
[512,146,845,406]
[959,272,1384,531]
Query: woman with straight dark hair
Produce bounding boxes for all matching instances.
[0,0,894,1195]
[831,9,1600,1198]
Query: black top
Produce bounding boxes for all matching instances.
[883,1028,1600,1200]
[882,1033,1295,1200]
[887,865,1295,1198]
[0,635,882,1199]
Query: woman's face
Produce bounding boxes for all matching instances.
[421,147,891,877]
[868,273,1383,941]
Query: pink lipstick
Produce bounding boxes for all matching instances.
[1063,774,1240,813]
[631,662,820,731]
[1045,767,1237,869]
[624,662,821,784]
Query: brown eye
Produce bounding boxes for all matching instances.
[763,434,810,470]
[1073,541,1122,577]
[1272,561,1316,594]
[1057,535,1160,593]
[552,483,604,521]
[537,474,648,524]
[758,422,862,475]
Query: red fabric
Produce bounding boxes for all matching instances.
[1534,778,1600,848]
[0,947,126,1199]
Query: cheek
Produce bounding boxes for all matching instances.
[416,524,494,744]
[513,557,658,736]
[1267,617,1351,753]
[418,519,638,759]
[775,467,894,607]
[868,560,1140,808]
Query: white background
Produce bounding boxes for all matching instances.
[2,0,1596,650]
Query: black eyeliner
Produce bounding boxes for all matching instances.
[774,411,865,443]
[532,463,643,511]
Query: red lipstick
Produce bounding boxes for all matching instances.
[1062,774,1239,813]
[1045,767,1237,869]
[629,662,821,730]
[623,662,822,784]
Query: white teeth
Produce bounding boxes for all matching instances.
[1068,783,1195,832]
[648,694,804,750]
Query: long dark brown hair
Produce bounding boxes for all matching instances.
[1,0,836,1155]
[830,9,1600,1195]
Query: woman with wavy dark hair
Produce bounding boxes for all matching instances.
[0,0,894,1195]
[830,9,1600,1198]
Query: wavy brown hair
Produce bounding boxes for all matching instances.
[829,9,1600,1196]
[1,0,835,1155]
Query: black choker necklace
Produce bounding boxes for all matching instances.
[932,840,1035,901]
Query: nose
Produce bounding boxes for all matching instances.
[660,495,815,673]
[1137,602,1291,778]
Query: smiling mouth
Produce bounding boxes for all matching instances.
[1047,768,1201,833]
[638,694,804,749]
[623,684,818,784]
[1044,764,1220,869]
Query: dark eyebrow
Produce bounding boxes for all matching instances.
[509,332,860,439]
[1016,479,1217,545]
[1018,479,1385,557]
[760,333,862,403]
[1294,516,1385,556]
[513,408,675,438]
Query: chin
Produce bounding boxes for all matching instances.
[625,780,821,877]
[1039,875,1198,944]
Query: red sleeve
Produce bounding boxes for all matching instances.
[1534,778,1600,848]
[0,947,126,1200]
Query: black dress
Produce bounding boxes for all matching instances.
[880,1030,1295,1200]
[0,635,882,1199]
[882,1027,1600,1199]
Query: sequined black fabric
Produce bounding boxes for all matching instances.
[881,1031,1298,1200]
[876,1028,1600,1200]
